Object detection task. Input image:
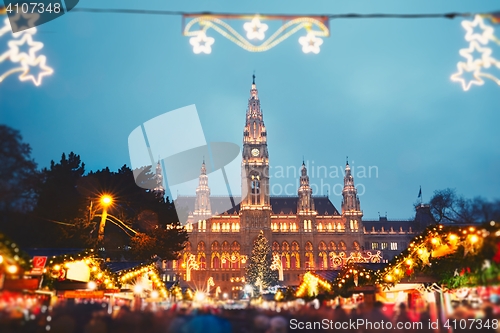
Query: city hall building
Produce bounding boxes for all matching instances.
[165,77,434,296]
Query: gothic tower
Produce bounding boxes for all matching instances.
[153,160,165,200]
[193,160,212,220]
[342,159,363,234]
[240,75,272,251]
[297,161,315,213]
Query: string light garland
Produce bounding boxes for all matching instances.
[451,14,500,90]
[0,232,31,274]
[60,7,498,55]
[117,262,168,299]
[42,249,119,290]
[0,15,54,86]
[295,271,332,298]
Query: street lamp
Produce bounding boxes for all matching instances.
[97,194,113,248]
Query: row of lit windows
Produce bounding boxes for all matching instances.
[185,220,359,233]
[370,242,400,251]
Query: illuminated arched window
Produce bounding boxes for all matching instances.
[291,252,300,269]
[197,241,205,251]
[282,241,290,252]
[318,252,328,270]
[291,241,300,251]
[231,241,240,251]
[305,242,313,251]
[185,223,193,232]
[290,222,297,231]
[318,241,327,251]
[339,241,346,251]
[221,241,230,251]
[353,241,360,251]
[211,241,220,251]
[185,242,192,252]
[317,222,323,232]
[328,241,336,251]
[272,241,280,251]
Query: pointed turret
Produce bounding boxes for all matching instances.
[153,160,165,200]
[298,161,315,213]
[194,160,211,219]
[342,158,363,232]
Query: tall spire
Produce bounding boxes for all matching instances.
[298,162,315,213]
[194,160,211,218]
[342,159,361,213]
[153,160,165,200]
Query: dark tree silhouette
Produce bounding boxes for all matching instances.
[0,125,38,212]
[429,188,500,224]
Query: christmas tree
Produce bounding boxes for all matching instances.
[245,230,278,294]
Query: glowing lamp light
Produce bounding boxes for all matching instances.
[134,285,143,294]
[299,32,323,54]
[431,238,439,245]
[189,31,215,54]
[87,281,97,290]
[100,195,113,207]
[0,255,3,264]
[151,291,159,299]
[243,17,268,40]
[194,291,206,302]
[470,235,479,243]
[7,265,18,274]
[406,259,412,266]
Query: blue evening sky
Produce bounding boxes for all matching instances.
[1,0,499,220]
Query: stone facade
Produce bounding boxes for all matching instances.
[164,77,435,298]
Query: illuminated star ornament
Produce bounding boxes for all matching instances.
[451,14,500,91]
[183,14,329,54]
[0,13,54,86]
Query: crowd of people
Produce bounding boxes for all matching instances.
[0,297,498,333]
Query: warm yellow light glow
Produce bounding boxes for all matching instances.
[386,275,393,282]
[194,291,206,302]
[151,291,159,299]
[451,61,484,91]
[184,16,329,53]
[54,265,60,271]
[189,30,214,54]
[100,195,113,207]
[7,265,18,274]
[87,281,97,290]
[0,18,54,86]
[134,285,143,294]
[470,235,479,243]
[244,17,268,40]
[431,238,439,245]
[462,15,494,45]
[449,234,458,241]
[406,259,412,266]
[299,32,323,54]
[0,255,3,264]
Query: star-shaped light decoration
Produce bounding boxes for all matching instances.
[243,17,268,41]
[7,33,43,63]
[298,32,323,54]
[462,15,495,45]
[9,11,40,33]
[19,55,54,86]
[451,61,484,91]
[189,31,215,54]
[459,40,495,68]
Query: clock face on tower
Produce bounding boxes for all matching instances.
[251,148,260,157]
